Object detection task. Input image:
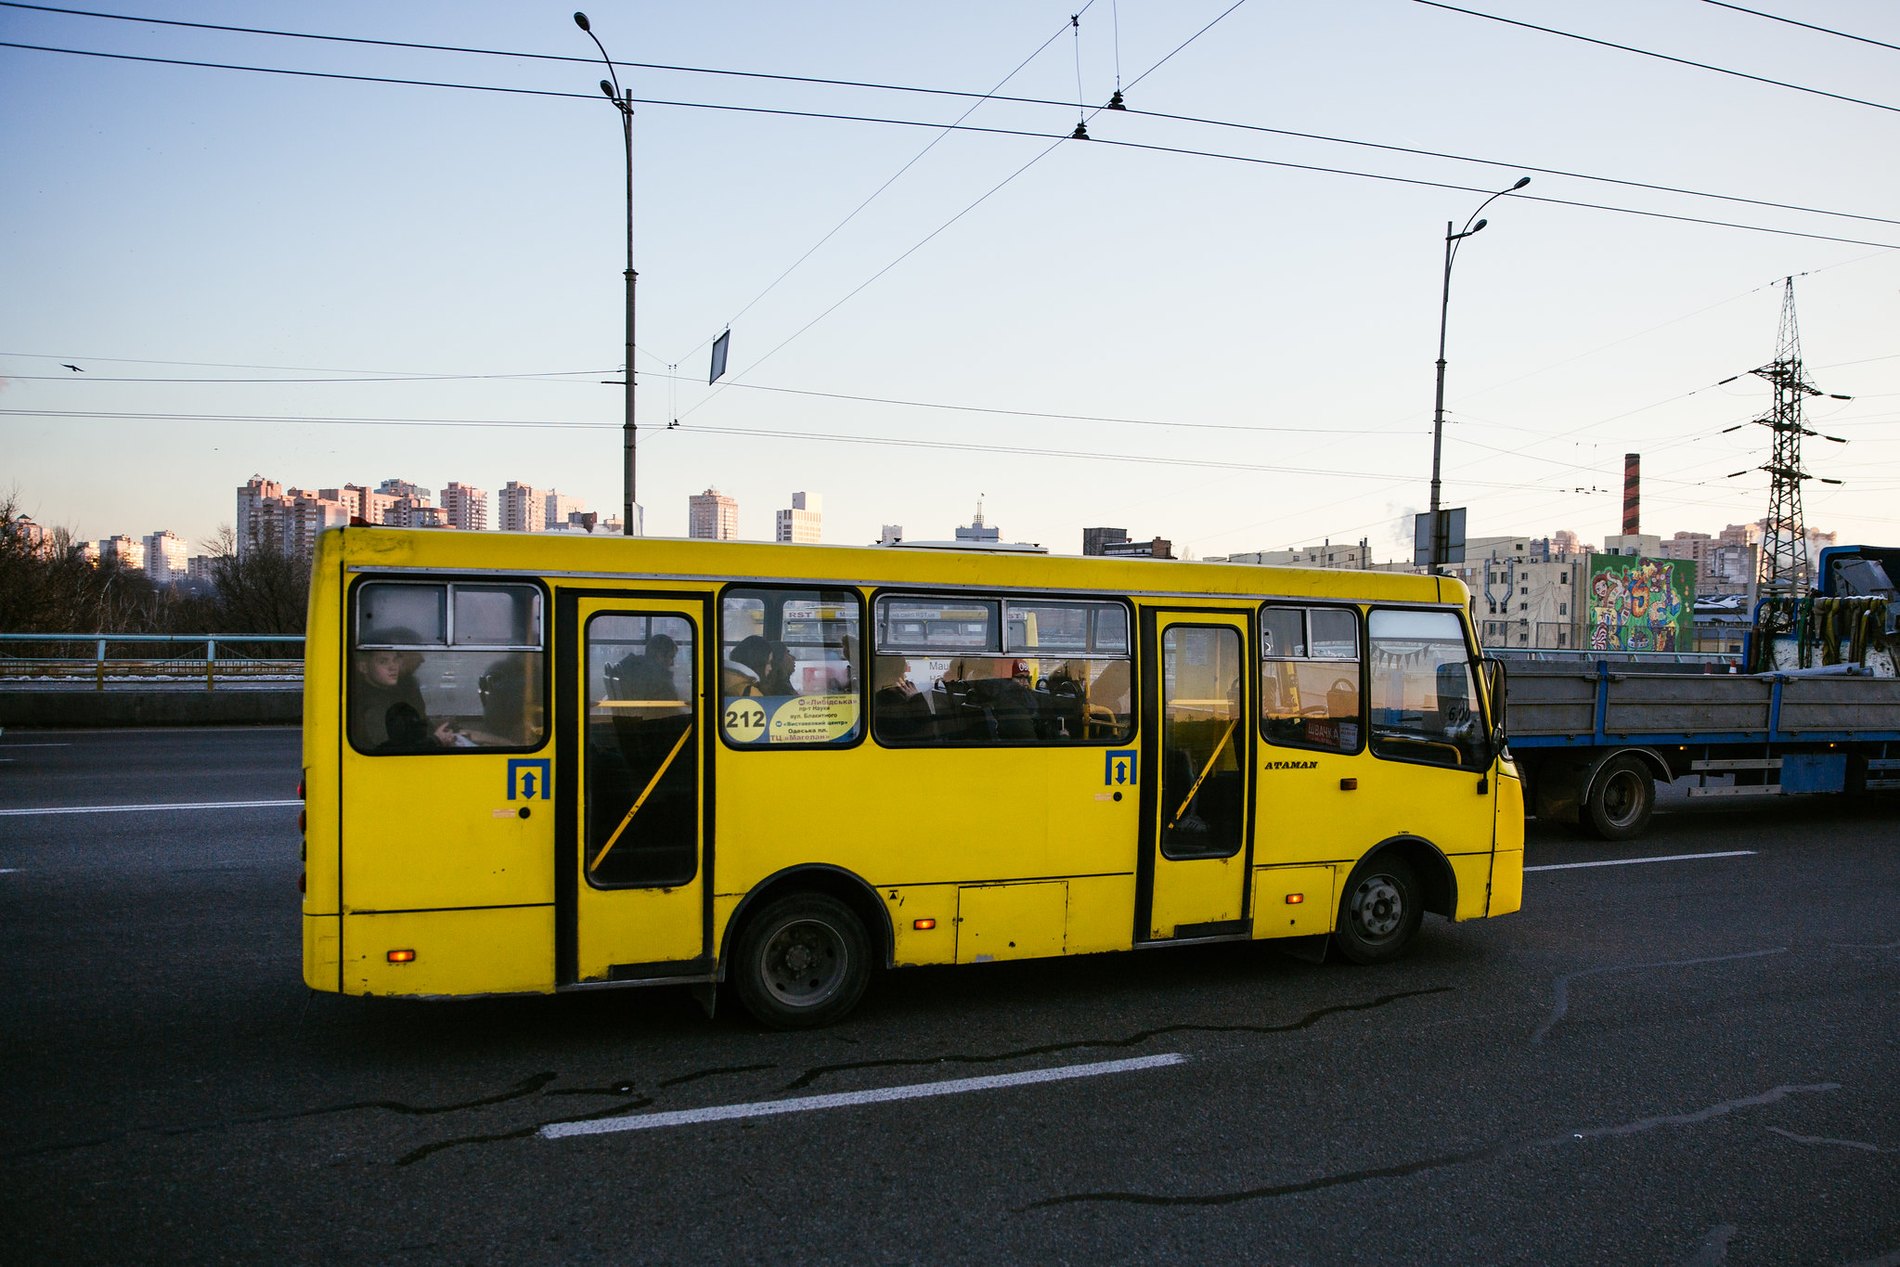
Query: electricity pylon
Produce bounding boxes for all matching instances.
[1726,277,1847,596]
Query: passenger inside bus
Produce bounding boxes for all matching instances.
[729,636,775,691]
[609,633,680,703]
[871,655,934,740]
[721,659,761,698]
[939,655,1037,740]
[350,641,458,752]
[760,640,799,696]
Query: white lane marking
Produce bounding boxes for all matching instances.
[0,799,300,817]
[0,743,72,748]
[1526,850,1755,873]
[543,1052,1189,1140]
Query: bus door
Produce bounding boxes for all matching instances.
[562,595,710,984]
[1138,611,1255,941]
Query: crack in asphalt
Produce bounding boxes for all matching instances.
[774,987,1454,1092]
[1024,1083,1839,1211]
[1532,948,1788,1045]
[396,1095,655,1166]
[1,1072,563,1160]
[1767,1126,1890,1154]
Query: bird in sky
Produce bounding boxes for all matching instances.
[61,363,83,372]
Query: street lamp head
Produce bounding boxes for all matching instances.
[599,79,617,98]
[573,11,591,31]
[1468,218,1487,236]
[1511,176,1531,190]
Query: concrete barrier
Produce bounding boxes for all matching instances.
[0,689,301,727]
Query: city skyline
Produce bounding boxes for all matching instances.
[5,3,1896,560]
[19,464,1850,582]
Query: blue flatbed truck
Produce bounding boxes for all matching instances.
[1502,545,1900,840]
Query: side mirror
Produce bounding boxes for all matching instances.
[1481,656,1507,749]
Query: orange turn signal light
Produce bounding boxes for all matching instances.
[913,918,937,931]
[386,949,416,964]
[1285,893,1305,904]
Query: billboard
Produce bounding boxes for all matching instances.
[1587,554,1694,652]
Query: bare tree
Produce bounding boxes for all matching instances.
[206,524,310,635]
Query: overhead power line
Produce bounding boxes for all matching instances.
[7,38,1895,254]
[1413,0,1900,115]
[0,407,1507,487]
[1698,1,1900,54]
[7,6,1897,234]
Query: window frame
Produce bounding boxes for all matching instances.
[1364,604,1490,772]
[870,589,1136,748]
[1257,601,1366,756]
[346,575,550,757]
[715,583,866,752]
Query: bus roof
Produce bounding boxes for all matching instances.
[316,525,1467,607]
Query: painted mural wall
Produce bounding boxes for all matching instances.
[1587,554,1694,652]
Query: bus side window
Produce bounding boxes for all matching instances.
[1260,605,1361,754]
[1367,608,1484,769]
[872,594,1134,746]
[718,586,863,748]
[350,581,546,754]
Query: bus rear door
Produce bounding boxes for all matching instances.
[1139,610,1255,941]
[563,594,711,984]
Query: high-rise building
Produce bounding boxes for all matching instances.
[5,514,53,559]
[544,490,584,531]
[237,477,350,558]
[499,482,542,533]
[689,488,738,540]
[775,491,822,543]
[441,482,488,531]
[100,534,145,571]
[376,477,433,503]
[143,530,190,585]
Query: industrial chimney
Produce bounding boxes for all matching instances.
[1623,453,1640,536]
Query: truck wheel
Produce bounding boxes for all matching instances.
[1585,755,1654,841]
[1333,854,1422,965]
[732,893,871,1029]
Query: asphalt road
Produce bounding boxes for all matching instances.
[2,727,1895,1265]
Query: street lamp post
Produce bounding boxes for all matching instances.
[1429,176,1529,572]
[573,11,639,536]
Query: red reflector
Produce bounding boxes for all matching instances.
[296,779,304,800]
[913,918,937,931]
[298,810,306,834]
[1285,893,1305,904]
[387,949,416,964]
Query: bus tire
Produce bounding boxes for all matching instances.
[1585,755,1654,841]
[732,893,870,1029]
[1333,854,1422,965]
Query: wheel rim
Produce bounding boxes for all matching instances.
[1601,769,1642,826]
[758,918,846,1007]
[1349,874,1405,941]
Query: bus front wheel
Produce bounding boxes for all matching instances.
[1333,854,1422,965]
[732,893,871,1029]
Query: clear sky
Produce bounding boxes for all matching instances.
[3,0,1896,560]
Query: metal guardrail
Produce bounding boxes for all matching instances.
[0,633,304,691]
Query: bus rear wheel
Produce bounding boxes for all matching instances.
[732,893,871,1029]
[1585,755,1654,841]
[1333,854,1422,965]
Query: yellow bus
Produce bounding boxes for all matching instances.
[301,527,1522,1027]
